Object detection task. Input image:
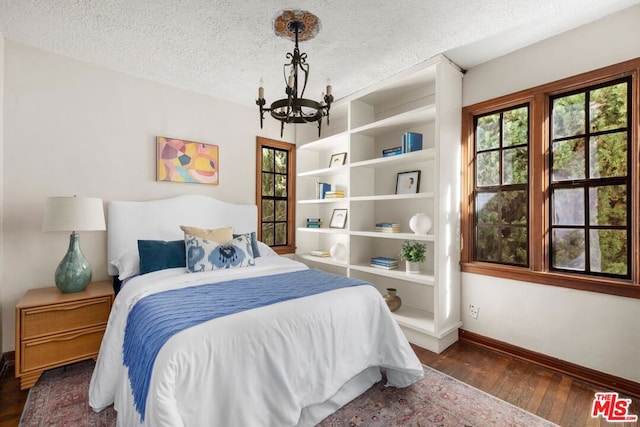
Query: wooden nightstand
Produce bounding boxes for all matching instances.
[14,280,114,390]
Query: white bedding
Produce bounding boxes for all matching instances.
[89,256,424,426]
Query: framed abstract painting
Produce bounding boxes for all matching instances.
[156,136,219,185]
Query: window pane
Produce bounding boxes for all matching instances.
[262,148,274,172]
[501,227,527,265]
[476,114,500,151]
[502,147,528,185]
[590,82,627,132]
[476,192,499,224]
[589,185,626,226]
[475,226,499,261]
[275,175,287,197]
[589,133,627,178]
[552,228,585,271]
[262,223,274,245]
[552,188,584,225]
[476,151,500,187]
[275,200,287,221]
[262,173,274,196]
[552,138,585,181]
[262,199,274,221]
[275,150,287,174]
[590,229,627,275]
[275,222,287,245]
[552,93,585,139]
[503,106,528,147]
[501,190,527,225]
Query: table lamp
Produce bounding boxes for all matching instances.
[42,196,106,293]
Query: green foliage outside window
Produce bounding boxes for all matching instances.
[550,79,630,277]
[261,147,289,247]
[474,105,529,266]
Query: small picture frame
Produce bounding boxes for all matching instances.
[396,170,421,194]
[329,209,348,229]
[329,152,347,168]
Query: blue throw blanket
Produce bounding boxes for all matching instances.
[122,268,371,421]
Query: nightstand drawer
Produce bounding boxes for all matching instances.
[20,325,105,373]
[21,297,111,340]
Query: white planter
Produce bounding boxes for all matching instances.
[406,261,420,274]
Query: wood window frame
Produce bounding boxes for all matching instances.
[256,136,296,255]
[461,58,640,299]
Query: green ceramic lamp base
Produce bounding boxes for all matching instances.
[55,232,92,293]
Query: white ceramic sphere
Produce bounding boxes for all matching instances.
[330,243,347,261]
[409,213,432,235]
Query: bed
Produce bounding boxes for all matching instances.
[89,195,424,426]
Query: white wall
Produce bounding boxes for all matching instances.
[0,37,5,353]
[461,5,640,382]
[0,41,291,351]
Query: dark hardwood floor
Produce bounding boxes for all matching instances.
[1,340,637,426]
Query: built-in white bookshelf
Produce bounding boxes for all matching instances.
[295,54,462,353]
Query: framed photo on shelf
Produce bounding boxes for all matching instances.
[329,152,347,168]
[329,208,348,229]
[396,170,421,194]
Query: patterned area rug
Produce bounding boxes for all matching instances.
[20,360,557,426]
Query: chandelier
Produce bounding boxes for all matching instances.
[257,10,333,137]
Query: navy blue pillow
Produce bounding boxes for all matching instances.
[233,232,260,258]
[138,240,186,275]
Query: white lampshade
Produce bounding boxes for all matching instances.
[43,196,106,232]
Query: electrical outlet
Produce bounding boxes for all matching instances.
[468,304,479,319]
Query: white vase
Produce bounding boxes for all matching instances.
[409,213,432,235]
[406,261,420,274]
[330,243,347,262]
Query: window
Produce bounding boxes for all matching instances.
[461,59,639,298]
[474,105,529,266]
[256,137,296,254]
[549,79,630,278]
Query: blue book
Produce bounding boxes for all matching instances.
[402,132,423,153]
[317,182,331,199]
[370,260,398,266]
[371,256,399,263]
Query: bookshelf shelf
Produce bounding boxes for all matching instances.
[295,54,462,354]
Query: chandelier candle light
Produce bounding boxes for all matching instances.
[257,10,333,137]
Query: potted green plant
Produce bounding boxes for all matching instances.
[400,240,426,274]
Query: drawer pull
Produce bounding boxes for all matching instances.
[23,329,100,346]
[27,300,106,314]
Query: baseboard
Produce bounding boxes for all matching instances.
[0,351,15,383]
[459,329,640,400]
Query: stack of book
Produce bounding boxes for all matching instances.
[382,146,402,157]
[310,250,330,257]
[324,190,345,198]
[375,222,401,233]
[402,132,423,153]
[316,182,331,199]
[370,256,399,270]
[306,218,323,228]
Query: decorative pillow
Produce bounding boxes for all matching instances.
[138,240,186,275]
[256,241,278,257]
[180,225,233,243]
[110,249,140,281]
[185,233,255,272]
[233,231,260,258]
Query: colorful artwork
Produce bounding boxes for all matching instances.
[157,137,219,185]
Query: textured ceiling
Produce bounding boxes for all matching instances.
[1,0,639,107]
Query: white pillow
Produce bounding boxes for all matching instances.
[256,241,278,257]
[110,249,140,281]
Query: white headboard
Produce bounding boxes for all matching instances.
[107,195,258,276]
